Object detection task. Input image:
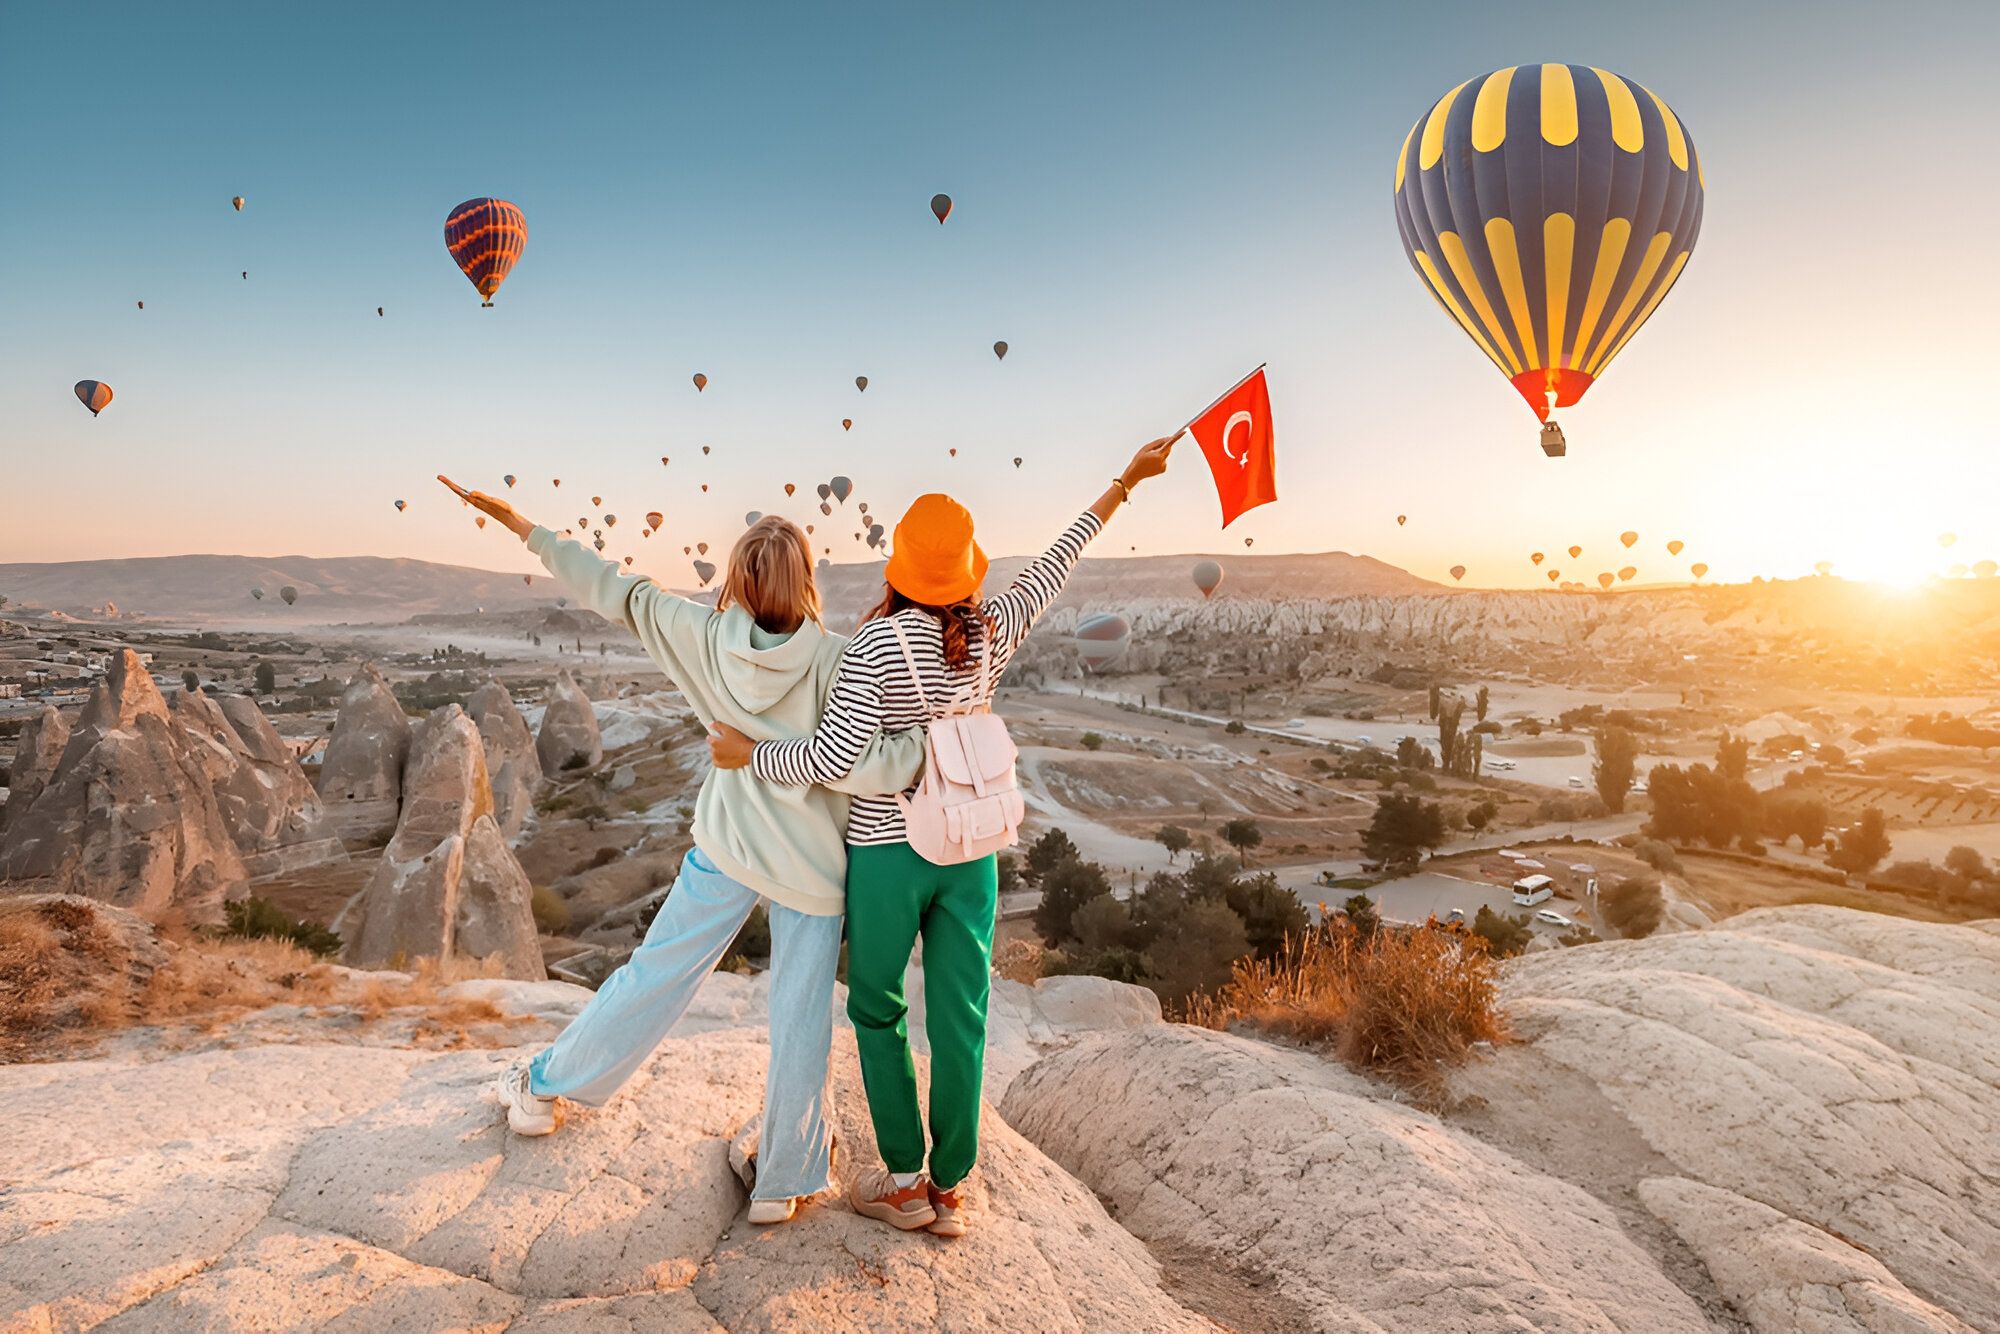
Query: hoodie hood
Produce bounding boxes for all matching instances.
[713,607,828,714]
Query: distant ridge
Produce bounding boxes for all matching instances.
[0,548,1442,624]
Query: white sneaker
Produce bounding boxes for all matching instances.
[747,1197,798,1225]
[497,1058,559,1136]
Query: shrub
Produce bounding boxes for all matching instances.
[1033,856,1112,947]
[1828,808,1891,876]
[1630,837,1683,874]
[1469,905,1532,957]
[1601,877,1664,939]
[222,897,343,957]
[1223,873,1308,959]
[1190,920,1507,1098]
[1225,719,1246,735]
[1070,893,1135,955]
[1080,732,1104,751]
[1021,828,1078,886]
[1143,897,1251,1010]
[529,885,570,935]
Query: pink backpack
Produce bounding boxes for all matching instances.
[886,618,1024,865]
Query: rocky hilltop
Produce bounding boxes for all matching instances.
[1,904,1991,1331]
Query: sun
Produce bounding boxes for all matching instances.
[1832,546,1935,592]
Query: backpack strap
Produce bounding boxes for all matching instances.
[884,617,933,714]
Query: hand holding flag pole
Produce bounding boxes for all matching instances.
[1180,365,1276,527]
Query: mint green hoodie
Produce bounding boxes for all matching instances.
[528,527,922,917]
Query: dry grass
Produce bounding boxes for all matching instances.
[1,898,136,1059]
[991,937,1047,985]
[1189,918,1509,1098]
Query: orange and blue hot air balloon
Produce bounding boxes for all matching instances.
[444,198,528,307]
[74,380,113,416]
[1393,65,1704,454]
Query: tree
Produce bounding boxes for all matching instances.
[1436,695,1466,774]
[1601,877,1664,938]
[1428,683,1441,720]
[996,853,1020,896]
[1470,905,1532,957]
[1143,898,1250,1008]
[1593,726,1639,814]
[1645,763,1761,850]
[1154,824,1192,863]
[181,669,200,692]
[1022,828,1077,886]
[1224,873,1308,959]
[1828,808,1890,877]
[1070,893,1134,955]
[1466,798,1499,832]
[1033,856,1112,946]
[1080,732,1104,751]
[1945,845,1987,883]
[1395,735,1433,770]
[1340,892,1381,941]
[1362,793,1445,870]
[1763,795,1828,849]
[1716,732,1749,781]
[1475,685,1490,723]
[1219,818,1263,865]
[253,661,277,695]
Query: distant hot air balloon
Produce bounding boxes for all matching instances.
[73,380,113,416]
[231,196,244,211]
[1530,552,1544,565]
[783,483,796,497]
[1012,457,1023,469]
[816,483,831,501]
[279,585,299,606]
[1396,514,1407,526]
[1618,565,1637,581]
[1596,573,1615,590]
[251,588,265,601]
[1071,613,1132,672]
[377,307,384,317]
[930,193,952,224]
[806,524,815,534]
[830,476,852,503]
[1393,65,1704,453]
[578,516,589,529]
[604,514,617,527]
[523,575,532,585]
[702,445,711,456]
[1939,532,1958,549]
[394,499,407,512]
[1666,540,1684,556]
[948,448,957,458]
[624,556,634,566]
[591,495,602,507]
[503,475,516,488]
[856,376,868,392]
[661,456,670,467]
[1450,565,1466,581]
[1244,538,1254,548]
[1192,560,1223,599]
[858,502,869,515]
[475,516,486,529]
[820,501,832,516]
[1547,569,1560,582]
[444,198,527,306]
[992,341,1008,361]
[593,538,606,552]
[683,545,691,555]
[552,478,561,488]
[1568,545,1582,559]
[136,301,143,310]
[701,484,709,493]
[242,271,248,279]
[1620,532,1639,549]
[1975,560,1998,579]
[746,511,763,526]
[1690,563,1709,579]
[692,373,708,391]
[697,542,709,555]
[557,596,568,607]
[647,511,663,531]
[694,559,717,586]
[1815,560,1833,576]
[842,419,852,431]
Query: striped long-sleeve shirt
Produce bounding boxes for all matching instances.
[752,510,1103,845]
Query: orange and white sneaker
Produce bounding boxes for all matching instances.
[926,1182,967,1238]
[848,1168,937,1231]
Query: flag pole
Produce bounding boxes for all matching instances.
[1174,363,1267,437]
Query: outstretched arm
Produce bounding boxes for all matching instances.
[983,435,1177,643]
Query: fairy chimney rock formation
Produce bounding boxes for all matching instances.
[171,688,347,877]
[535,668,602,774]
[317,662,411,843]
[342,704,543,980]
[466,679,543,839]
[1,704,70,833]
[0,650,245,921]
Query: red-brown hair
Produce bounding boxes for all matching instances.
[865,585,990,671]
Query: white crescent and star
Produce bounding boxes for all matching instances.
[1221,410,1254,468]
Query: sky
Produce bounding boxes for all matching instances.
[5,1,1998,590]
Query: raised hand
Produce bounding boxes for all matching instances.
[437,475,534,541]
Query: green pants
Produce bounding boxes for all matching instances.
[844,842,997,1190]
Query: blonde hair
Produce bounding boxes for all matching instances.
[716,516,821,633]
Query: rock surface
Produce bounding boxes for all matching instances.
[0,650,244,921]
[0,703,69,832]
[0,1031,1210,1332]
[342,705,543,980]
[170,688,345,876]
[315,662,411,842]
[536,668,603,774]
[466,678,543,839]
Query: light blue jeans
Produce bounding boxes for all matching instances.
[529,847,842,1201]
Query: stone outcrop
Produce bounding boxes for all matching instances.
[465,679,542,839]
[0,1031,1209,1331]
[171,688,346,877]
[0,650,244,921]
[0,703,69,831]
[315,662,411,843]
[535,668,601,774]
[341,705,542,980]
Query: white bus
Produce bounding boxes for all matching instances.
[1511,874,1556,906]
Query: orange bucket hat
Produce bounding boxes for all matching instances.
[886,493,988,605]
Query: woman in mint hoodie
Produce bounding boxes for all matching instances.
[441,477,924,1226]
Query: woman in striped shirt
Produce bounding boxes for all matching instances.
[711,433,1177,1237]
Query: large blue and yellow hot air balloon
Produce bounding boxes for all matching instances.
[444,198,527,307]
[1393,65,1703,454]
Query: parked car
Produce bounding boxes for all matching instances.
[1566,776,1586,789]
[1534,909,1575,928]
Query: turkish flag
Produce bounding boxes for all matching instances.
[1185,367,1276,527]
